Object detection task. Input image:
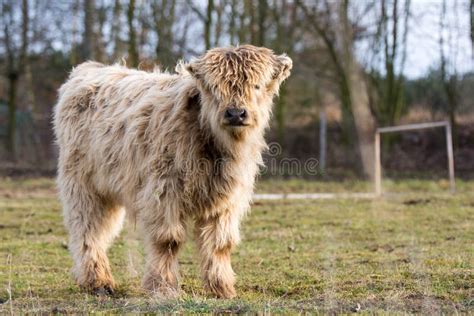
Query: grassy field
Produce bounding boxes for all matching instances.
[0,177,473,313]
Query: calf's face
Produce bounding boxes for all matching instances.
[186,45,292,142]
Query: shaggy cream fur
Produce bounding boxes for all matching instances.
[54,45,292,298]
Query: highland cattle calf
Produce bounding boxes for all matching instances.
[54,45,292,298]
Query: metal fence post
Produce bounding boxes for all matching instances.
[375,131,381,196]
[319,110,327,173]
[445,122,455,193]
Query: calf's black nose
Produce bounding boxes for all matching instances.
[224,108,247,125]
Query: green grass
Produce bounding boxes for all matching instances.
[255,177,474,194]
[1,177,473,313]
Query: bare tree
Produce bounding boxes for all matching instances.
[370,0,411,127]
[339,0,376,179]
[228,0,238,45]
[69,0,80,65]
[298,0,376,179]
[95,0,108,62]
[174,6,192,56]
[187,0,214,50]
[152,0,176,68]
[213,0,223,46]
[257,0,268,46]
[205,0,214,49]
[110,0,124,60]
[439,0,460,145]
[2,0,29,159]
[471,0,474,57]
[81,0,95,61]
[127,0,139,67]
[237,2,247,43]
[271,0,298,145]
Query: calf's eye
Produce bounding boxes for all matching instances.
[255,85,260,90]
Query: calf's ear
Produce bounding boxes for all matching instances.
[273,54,293,82]
[185,60,202,80]
[268,54,292,94]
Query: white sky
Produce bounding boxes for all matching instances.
[404,0,473,78]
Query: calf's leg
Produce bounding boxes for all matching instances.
[140,196,186,299]
[60,180,124,294]
[195,212,240,298]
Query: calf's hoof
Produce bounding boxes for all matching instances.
[206,280,236,299]
[91,284,115,296]
[77,277,116,297]
[143,278,181,300]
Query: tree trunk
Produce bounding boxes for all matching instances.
[70,0,80,65]
[82,0,95,61]
[127,0,139,67]
[340,0,376,179]
[445,76,458,147]
[248,0,257,44]
[25,59,35,113]
[95,3,107,62]
[257,0,267,46]
[271,0,298,151]
[229,0,237,45]
[471,0,474,57]
[348,64,376,179]
[4,0,29,160]
[154,0,176,68]
[378,0,409,127]
[214,0,223,47]
[6,73,18,160]
[205,0,214,50]
[111,0,122,60]
[439,0,458,147]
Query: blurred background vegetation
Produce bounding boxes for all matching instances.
[0,0,473,180]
